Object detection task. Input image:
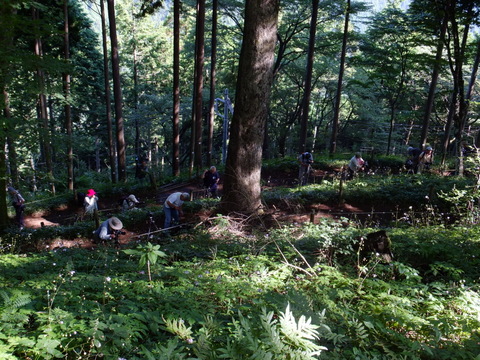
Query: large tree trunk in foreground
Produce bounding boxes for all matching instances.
[220,0,279,214]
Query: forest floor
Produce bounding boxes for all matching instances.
[20,170,375,251]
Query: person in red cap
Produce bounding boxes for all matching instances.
[84,189,98,216]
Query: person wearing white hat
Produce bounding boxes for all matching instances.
[93,216,123,242]
[122,194,140,211]
[163,192,190,229]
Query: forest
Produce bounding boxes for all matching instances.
[1,0,480,359]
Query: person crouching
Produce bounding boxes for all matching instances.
[93,216,124,245]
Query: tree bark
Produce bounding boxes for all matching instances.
[220,0,279,214]
[107,0,127,182]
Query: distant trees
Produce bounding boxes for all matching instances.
[1,0,480,216]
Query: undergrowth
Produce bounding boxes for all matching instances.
[2,173,480,359]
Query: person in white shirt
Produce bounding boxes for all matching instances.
[348,153,365,178]
[83,189,98,215]
[163,192,190,229]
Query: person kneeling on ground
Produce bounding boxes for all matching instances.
[93,216,124,244]
[122,194,140,211]
[163,192,190,229]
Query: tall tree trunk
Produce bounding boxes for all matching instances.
[107,0,127,181]
[1,89,11,228]
[220,0,279,214]
[100,0,116,182]
[329,0,350,155]
[299,0,319,153]
[63,0,73,191]
[33,7,54,187]
[207,0,218,167]
[133,29,140,157]
[194,0,206,173]
[172,0,180,176]
[441,0,472,169]
[420,7,448,150]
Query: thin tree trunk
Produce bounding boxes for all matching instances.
[172,0,180,176]
[63,0,73,191]
[420,8,447,150]
[329,0,350,155]
[100,0,116,183]
[299,0,319,153]
[33,7,54,186]
[0,89,11,228]
[133,29,140,157]
[107,0,127,182]
[194,0,205,174]
[207,0,218,167]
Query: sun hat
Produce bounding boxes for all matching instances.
[127,194,139,203]
[108,217,123,230]
[7,187,15,193]
[181,192,190,200]
[86,189,96,197]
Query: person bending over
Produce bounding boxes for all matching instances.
[93,217,124,244]
[163,192,190,229]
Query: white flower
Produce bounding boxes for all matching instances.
[105,277,111,282]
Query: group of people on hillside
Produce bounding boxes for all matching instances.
[5,162,221,243]
[296,144,437,185]
[297,150,368,184]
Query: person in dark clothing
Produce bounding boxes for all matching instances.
[135,157,149,181]
[406,146,422,173]
[8,186,25,229]
[203,166,220,197]
[298,151,314,186]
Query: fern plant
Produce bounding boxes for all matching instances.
[218,304,327,359]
